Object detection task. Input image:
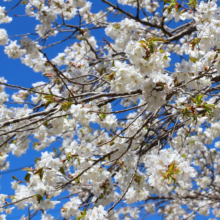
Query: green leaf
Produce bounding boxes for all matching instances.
[21,0,28,5]
[59,167,65,175]
[138,40,146,44]
[169,162,175,171]
[206,104,215,108]
[67,152,72,161]
[61,101,73,111]
[100,113,106,120]
[36,194,44,203]
[182,153,187,158]
[109,141,114,146]
[198,94,203,102]
[149,44,154,53]
[68,93,72,102]
[150,37,168,43]
[53,147,58,154]
[189,57,199,63]
[75,177,80,184]
[191,97,196,103]
[77,208,87,220]
[34,168,42,175]
[44,100,53,109]
[105,72,115,81]
[34,167,44,180]
[113,24,120,30]
[49,88,53,96]
[163,55,168,60]
[25,173,31,183]
[22,167,31,171]
[12,176,19,181]
[187,0,199,8]
[34,157,40,163]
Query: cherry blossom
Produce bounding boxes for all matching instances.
[0,0,220,219]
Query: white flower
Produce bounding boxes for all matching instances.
[0,215,6,220]
[0,153,8,166]
[20,37,39,57]
[102,115,117,131]
[145,148,196,194]
[84,205,108,220]
[72,0,86,8]
[61,197,81,218]
[145,203,155,213]
[41,213,54,220]
[197,176,211,188]
[41,199,60,210]
[34,183,46,197]
[0,29,8,45]
[0,194,8,206]
[12,90,28,103]
[4,41,25,59]
[0,7,12,24]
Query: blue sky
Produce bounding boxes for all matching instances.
[0,0,214,219]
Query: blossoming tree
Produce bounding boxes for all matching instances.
[0,0,220,219]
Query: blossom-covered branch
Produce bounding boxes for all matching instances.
[0,0,220,219]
